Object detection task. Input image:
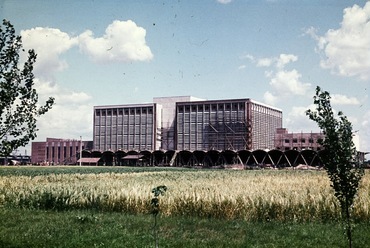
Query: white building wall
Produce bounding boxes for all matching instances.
[153,96,204,150]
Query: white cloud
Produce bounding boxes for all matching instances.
[36,103,93,139]
[78,20,153,63]
[217,0,232,4]
[276,54,298,69]
[286,106,309,119]
[285,105,320,133]
[33,79,91,104]
[18,20,153,144]
[17,78,93,154]
[246,53,312,105]
[21,27,78,80]
[257,58,273,67]
[238,64,246,70]
[16,34,95,146]
[362,111,370,128]
[304,26,319,40]
[285,103,369,157]
[264,70,273,78]
[360,110,370,156]
[16,20,154,154]
[263,91,277,106]
[331,94,360,105]
[269,69,311,96]
[34,79,93,140]
[252,54,297,68]
[240,54,255,62]
[315,2,370,80]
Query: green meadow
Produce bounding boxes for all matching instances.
[1,166,369,247]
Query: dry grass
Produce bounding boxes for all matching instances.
[1,169,369,221]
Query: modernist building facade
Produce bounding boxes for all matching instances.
[176,99,282,151]
[31,138,93,165]
[274,128,325,151]
[93,96,282,152]
[93,103,161,151]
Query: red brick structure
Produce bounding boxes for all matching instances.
[31,138,93,165]
[274,128,324,151]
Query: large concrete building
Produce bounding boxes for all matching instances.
[93,96,205,151]
[153,96,204,150]
[176,98,282,151]
[29,97,368,167]
[93,103,161,151]
[93,96,282,152]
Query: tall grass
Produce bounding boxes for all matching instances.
[1,169,369,222]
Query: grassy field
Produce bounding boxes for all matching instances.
[1,166,369,247]
[1,166,369,221]
[1,208,370,248]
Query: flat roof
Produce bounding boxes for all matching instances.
[94,97,282,112]
[176,98,282,112]
[249,99,283,112]
[77,158,100,163]
[176,98,251,104]
[122,154,144,160]
[94,103,155,109]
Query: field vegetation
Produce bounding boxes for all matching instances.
[3,207,370,248]
[1,166,369,222]
[1,166,370,247]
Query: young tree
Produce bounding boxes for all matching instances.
[0,19,54,158]
[151,185,167,248]
[306,86,364,248]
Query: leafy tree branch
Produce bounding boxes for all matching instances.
[306,86,364,248]
[0,19,54,157]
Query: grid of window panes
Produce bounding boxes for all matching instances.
[94,106,155,151]
[275,132,324,151]
[250,102,282,150]
[176,101,249,151]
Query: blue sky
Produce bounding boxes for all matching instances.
[2,0,369,157]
